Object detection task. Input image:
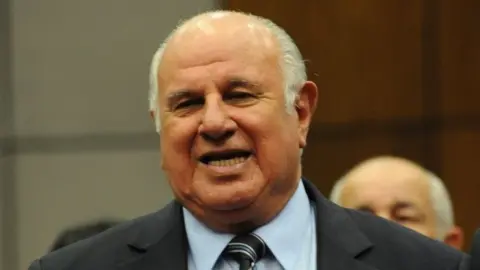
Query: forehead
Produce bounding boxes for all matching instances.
[157,16,281,90]
[340,161,432,209]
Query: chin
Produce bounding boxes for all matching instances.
[206,193,259,214]
[205,192,258,211]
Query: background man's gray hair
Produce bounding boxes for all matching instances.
[329,170,455,241]
[428,172,455,240]
[147,10,307,133]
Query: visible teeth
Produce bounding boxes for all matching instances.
[208,157,247,166]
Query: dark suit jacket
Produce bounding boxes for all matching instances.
[29,180,470,270]
[470,229,480,270]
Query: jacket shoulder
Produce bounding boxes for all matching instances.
[30,202,179,270]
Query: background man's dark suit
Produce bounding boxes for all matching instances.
[29,180,469,270]
[470,229,480,270]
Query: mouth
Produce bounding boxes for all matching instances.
[199,150,252,167]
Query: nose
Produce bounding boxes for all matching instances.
[198,95,236,143]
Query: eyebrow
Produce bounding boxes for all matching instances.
[355,201,419,212]
[225,78,260,91]
[392,201,418,210]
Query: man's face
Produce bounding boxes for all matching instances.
[339,161,438,238]
[155,15,317,232]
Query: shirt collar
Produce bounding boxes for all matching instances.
[183,180,312,270]
[183,206,235,270]
[254,180,312,269]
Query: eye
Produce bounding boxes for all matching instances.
[174,97,204,110]
[395,215,420,223]
[224,91,255,101]
[396,216,412,222]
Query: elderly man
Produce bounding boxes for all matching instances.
[29,11,469,270]
[330,156,464,250]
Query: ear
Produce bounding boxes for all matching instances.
[443,226,464,250]
[295,81,318,149]
[149,110,155,120]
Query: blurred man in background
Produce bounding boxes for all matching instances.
[49,219,121,252]
[330,155,464,249]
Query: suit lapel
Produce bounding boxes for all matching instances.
[303,180,379,270]
[316,242,377,270]
[116,201,188,270]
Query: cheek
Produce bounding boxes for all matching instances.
[247,117,300,183]
[160,124,196,174]
[160,127,198,199]
[407,225,436,238]
[241,105,298,143]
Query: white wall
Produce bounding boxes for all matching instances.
[5,1,218,269]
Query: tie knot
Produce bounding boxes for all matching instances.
[223,233,267,268]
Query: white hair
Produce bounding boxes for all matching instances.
[428,172,455,240]
[147,10,307,133]
[329,177,348,206]
[329,170,455,241]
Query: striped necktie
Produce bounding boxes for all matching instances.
[223,233,267,270]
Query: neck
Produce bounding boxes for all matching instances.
[203,178,302,234]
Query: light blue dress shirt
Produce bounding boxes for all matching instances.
[183,180,316,270]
